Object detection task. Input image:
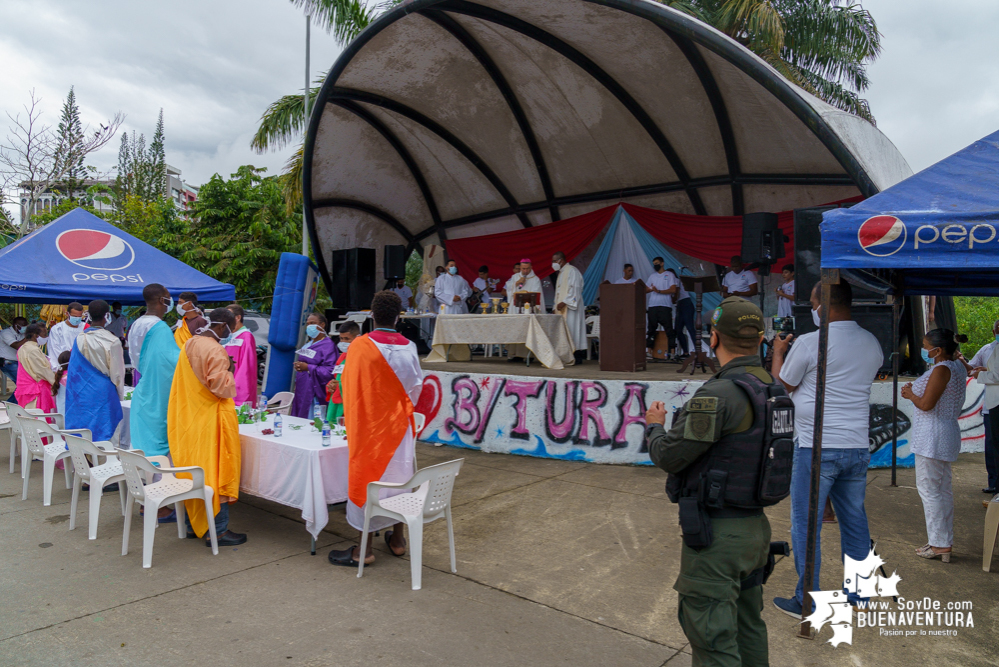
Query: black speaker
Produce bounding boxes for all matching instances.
[384,245,406,280]
[792,303,894,374]
[742,212,783,265]
[793,205,880,304]
[329,247,377,311]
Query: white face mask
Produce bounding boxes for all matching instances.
[811,308,821,327]
[551,262,561,272]
[338,341,351,353]
[37,336,49,345]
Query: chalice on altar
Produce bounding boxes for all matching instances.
[501,302,510,314]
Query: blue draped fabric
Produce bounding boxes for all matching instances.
[623,211,722,312]
[581,208,623,306]
[130,320,179,456]
[65,341,123,443]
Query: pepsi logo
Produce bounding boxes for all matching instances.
[56,229,135,270]
[858,215,906,256]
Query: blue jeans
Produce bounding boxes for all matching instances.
[185,501,229,535]
[1,360,17,404]
[790,443,871,606]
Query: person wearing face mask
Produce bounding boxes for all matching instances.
[128,284,181,466]
[391,279,415,309]
[645,257,678,357]
[173,292,207,347]
[168,306,246,547]
[0,316,28,402]
[47,301,86,371]
[14,323,57,412]
[434,260,472,314]
[645,297,787,667]
[65,300,126,445]
[224,304,259,408]
[965,320,999,494]
[325,321,361,425]
[902,329,968,563]
[770,280,883,619]
[106,301,128,341]
[290,313,339,419]
[552,251,587,363]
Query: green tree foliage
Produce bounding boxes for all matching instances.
[405,249,423,290]
[955,297,999,360]
[113,118,167,207]
[149,109,167,196]
[54,87,86,198]
[182,166,303,309]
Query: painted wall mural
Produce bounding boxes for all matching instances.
[415,371,986,467]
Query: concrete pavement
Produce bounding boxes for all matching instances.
[0,431,996,666]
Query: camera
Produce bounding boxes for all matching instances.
[772,316,795,340]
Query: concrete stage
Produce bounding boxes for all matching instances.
[421,355,713,381]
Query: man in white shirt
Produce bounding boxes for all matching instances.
[970,319,999,493]
[434,260,472,314]
[391,279,415,309]
[770,280,882,619]
[0,316,28,399]
[472,265,502,304]
[614,264,638,284]
[552,251,586,362]
[645,256,678,353]
[721,255,759,300]
[775,264,795,318]
[47,301,86,370]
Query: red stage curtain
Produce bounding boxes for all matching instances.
[445,205,618,281]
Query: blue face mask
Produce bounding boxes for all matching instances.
[306,324,322,339]
[921,348,938,365]
[448,266,457,275]
[995,334,999,344]
[68,315,83,326]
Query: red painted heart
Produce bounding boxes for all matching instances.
[415,374,442,435]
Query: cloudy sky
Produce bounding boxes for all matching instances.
[1,0,997,218]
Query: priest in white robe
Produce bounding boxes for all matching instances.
[506,259,545,313]
[434,261,472,314]
[552,252,587,362]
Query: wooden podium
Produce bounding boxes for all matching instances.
[678,275,718,375]
[599,280,646,372]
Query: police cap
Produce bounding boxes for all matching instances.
[710,297,764,339]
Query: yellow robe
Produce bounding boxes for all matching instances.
[174,321,193,347]
[167,336,240,538]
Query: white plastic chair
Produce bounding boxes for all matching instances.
[267,391,294,415]
[357,458,464,590]
[14,414,80,505]
[117,448,219,568]
[3,403,64,474]
[412,413,427,468]
[1,402,13,473]
[64,433,127,539]
[586,315,601,360]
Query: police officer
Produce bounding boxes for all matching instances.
[646,296,793,667]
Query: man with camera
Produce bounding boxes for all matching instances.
[646,297,793,667]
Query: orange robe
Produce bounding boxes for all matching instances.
[167,335,240,538]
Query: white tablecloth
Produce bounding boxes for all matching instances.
[425,313,575,369]
[238,415,348,539]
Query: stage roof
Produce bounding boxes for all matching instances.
[305,0,912,287]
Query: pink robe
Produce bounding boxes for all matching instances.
[15,359,56,413]
[224,328,258,408]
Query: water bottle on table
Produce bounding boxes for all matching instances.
[273,413,283,437]
[322,421,331,447]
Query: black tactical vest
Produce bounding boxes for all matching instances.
[666,372,794,509]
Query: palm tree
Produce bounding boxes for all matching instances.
[255,0,881,211]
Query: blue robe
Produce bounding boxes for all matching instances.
[66,342,123,443]
[130,320,180,457]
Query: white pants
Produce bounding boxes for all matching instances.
[915,454,954,547]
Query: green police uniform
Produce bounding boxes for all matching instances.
[647,298,773,667]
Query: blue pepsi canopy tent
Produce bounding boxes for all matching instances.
[0,208,235,305]
[821,130,999,296]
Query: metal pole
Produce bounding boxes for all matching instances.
[891,295,900,487]
[302,15,311,257]
[798,267,838,639]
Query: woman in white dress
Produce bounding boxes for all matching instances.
[901,328,968,562]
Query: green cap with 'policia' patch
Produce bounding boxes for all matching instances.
[711,296,765,339]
